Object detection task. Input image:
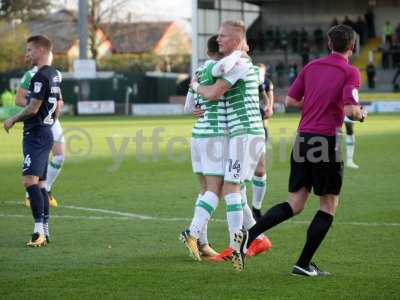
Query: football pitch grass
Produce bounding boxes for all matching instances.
[0,114,399,299]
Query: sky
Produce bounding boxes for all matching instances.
[56,0,192,21]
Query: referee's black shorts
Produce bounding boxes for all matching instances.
[289,133,343,196]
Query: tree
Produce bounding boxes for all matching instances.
[87,0,129,60]
[0,0,52,21]
[0,21,29,72]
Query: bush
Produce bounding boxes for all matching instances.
[97,53,190,73]
[0,22,28,72]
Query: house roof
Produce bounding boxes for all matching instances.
[26,9,77,54]
[100,22,173,54]
[24,10,187,56]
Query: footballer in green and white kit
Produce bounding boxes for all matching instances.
[181,47,243,260]
[189,60,228,178]
[221,57,265,184]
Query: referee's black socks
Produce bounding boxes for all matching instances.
[248,202,294,244]
[41,188,50,222]
[296,210,333,269]
[26,185,44,223]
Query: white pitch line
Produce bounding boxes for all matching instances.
[0,213,138,221]
[57,205,400,227]
[2,202,400,227]
[62,205,156,220]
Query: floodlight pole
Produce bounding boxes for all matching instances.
[191,0,198,75]
[78,0,88,59]
[78,0,88,103]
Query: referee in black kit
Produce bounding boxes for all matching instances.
[235,25,368,276]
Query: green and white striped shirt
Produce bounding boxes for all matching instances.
[191,60,227,138]
[222,59,264,138]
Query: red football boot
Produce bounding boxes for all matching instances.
[246,236,272,257]
[208,247,233,263]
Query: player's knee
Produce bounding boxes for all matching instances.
[256,156,265,172]
[223,182,240,195]
[38,181,46,189]
[288,190,309,215]
[289,201,305,215]
[52,143,65,157]
[254,170,265,177]
[319,196,338,215]
[206,177,223,194]
[22,176,38,188]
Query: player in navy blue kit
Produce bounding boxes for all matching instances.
[3,35,62,247]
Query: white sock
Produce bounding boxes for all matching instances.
[197,193,209,245]
[252,174,267,210]
[43,223,49,237]
[189,191,218,239]
[240,183,255,229]
[199,223,208,246]
[34,223,44,235]
[224,192,243,248]
[346,135,355,163]
[241,185,265,239]
[45,155,64,191]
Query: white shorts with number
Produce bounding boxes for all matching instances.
[191,136,228,176]
[51,119,65,144]
[224,134,265,184]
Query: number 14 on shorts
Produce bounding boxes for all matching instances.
[228,159,241,179]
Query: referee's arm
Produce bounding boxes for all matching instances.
[285,96,304,109]
[286,69,305,109]
[343,68,367,122]
[344,104,367,122]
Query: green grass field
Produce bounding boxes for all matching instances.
[1,114,399,299]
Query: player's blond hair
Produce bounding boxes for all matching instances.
[222,20,246,39]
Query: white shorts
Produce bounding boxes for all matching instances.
[51,119,65,144]
[224,134,265,184]
[191,136,228,176]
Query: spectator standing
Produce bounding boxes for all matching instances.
[381,41,391,70]
[393,63,400,92]
[314,27,324,52]
[343,16,355,30]
[275,27,282,49]
[364,8,376,38]
[288,63,298,85]
[300,27,309,45]
[355,16,367,46]
[290,29,300,52]
[275,61,285,88]
[301,42,311,67]
[395,23,400,44]
[383,21,393,46]
[392,43,400,69]
[266,28,274,50]
[366,62,376,89]
[331,18,339,27]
